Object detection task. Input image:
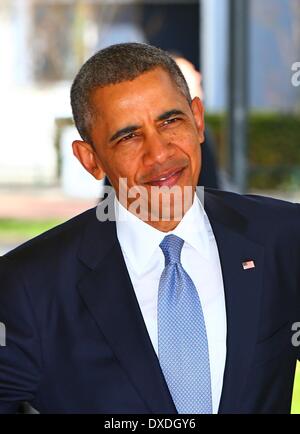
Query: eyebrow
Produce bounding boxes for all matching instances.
[156,109,185,122]
[109,125,140,143]
[109,109,185,143]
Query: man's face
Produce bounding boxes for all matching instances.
[74,67,205,228]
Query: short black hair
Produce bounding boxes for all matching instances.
[70,42,192,144]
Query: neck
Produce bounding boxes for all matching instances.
[134,196,195,232]
[145,218,181,232]
[116,189,196,232]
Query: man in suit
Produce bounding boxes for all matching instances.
[0,43,300,414]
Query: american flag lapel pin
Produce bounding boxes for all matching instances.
[242,260,255,270]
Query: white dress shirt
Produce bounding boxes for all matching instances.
[114,193,227,414]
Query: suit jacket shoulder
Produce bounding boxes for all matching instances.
[204,188,300,241]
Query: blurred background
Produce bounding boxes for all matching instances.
[0,0,299,412]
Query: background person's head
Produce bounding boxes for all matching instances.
[171,55,204,101]
[70,43,205,231]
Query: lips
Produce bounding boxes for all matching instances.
[145,167,185,188]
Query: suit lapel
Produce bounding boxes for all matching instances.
[77,194,176,414]
[77,190,264,414]
[204,191,264,413]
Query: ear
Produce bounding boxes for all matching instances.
[191,97,205,144]
[72,140,105,180]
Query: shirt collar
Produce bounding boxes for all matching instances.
[114,192,210,275]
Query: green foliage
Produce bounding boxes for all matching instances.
[205,112,300,190]
[0,219,63,242]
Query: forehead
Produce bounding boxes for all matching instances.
[89,67,187,120]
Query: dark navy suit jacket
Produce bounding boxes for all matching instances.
[0,189,300,414]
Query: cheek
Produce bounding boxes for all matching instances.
[187,142,201,176]
[168,123,200,146]
[109,154,138,181]
[195,146,201,172]
[178,133,201,160]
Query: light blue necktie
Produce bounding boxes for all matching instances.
[158,234,212,414]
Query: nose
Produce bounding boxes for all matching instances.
[142,130,175,167]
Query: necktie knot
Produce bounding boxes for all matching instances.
[159,234,184,266]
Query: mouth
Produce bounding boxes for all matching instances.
[145,167,186,188]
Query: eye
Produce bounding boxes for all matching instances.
[162,117,180,127]
[118,132,137,143]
